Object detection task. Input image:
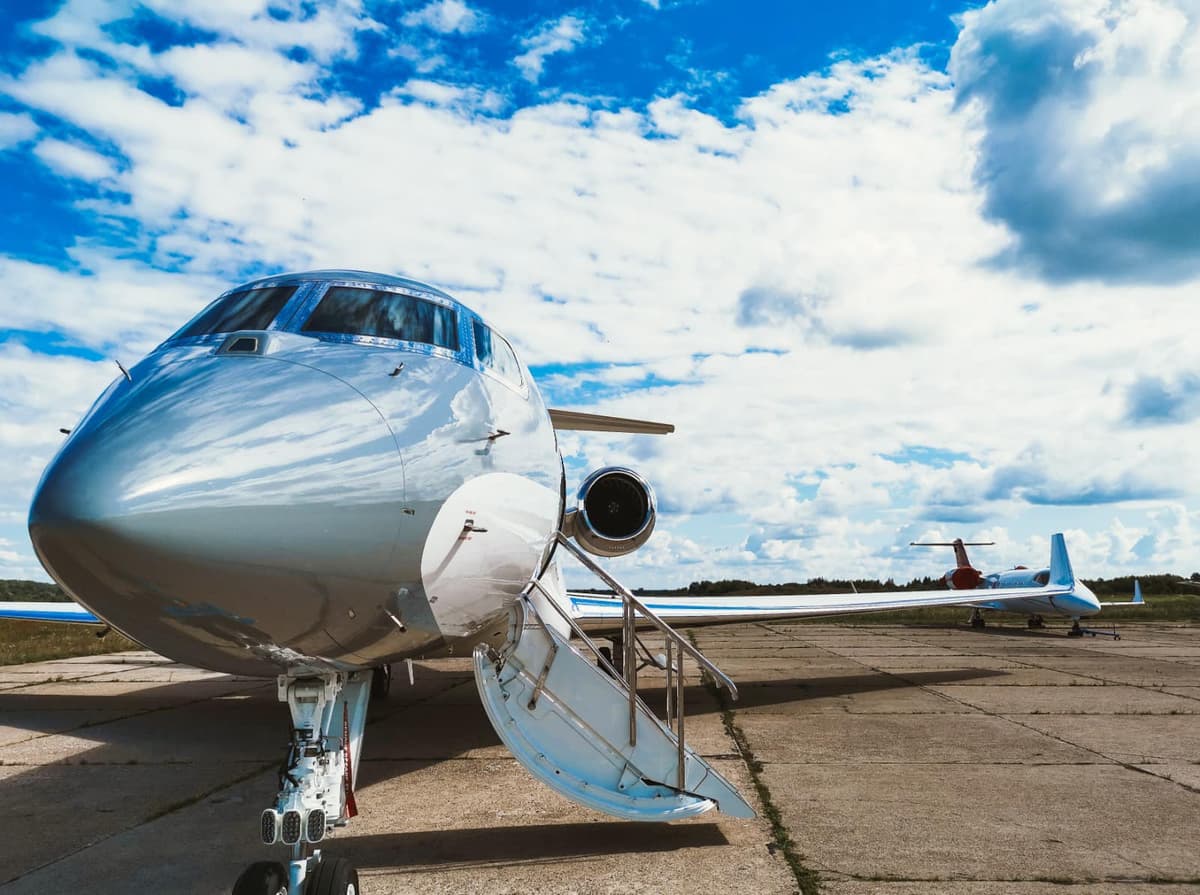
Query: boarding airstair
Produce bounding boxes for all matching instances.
[473,534,755,821]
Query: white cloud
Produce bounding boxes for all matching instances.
[32,137,118,181]
[0,111,38,149]
[402,0,485,35]
[0,251,223,354]
[1,1,1197,586]
[513,15,587,83]
[157,42,317,103]
[951,0,1200,282]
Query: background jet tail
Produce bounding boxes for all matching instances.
[908,538,993,569]
[1048,533,1075,587]
[1101,579,1145,607]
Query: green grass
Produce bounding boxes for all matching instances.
[0,578,138,664]
[0,619,139,666]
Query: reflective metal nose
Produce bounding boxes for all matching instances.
[29,356,407,671]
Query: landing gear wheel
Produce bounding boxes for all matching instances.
[305,857,360,895]
[1068,621,1083,638]
[370,664,391,700]
[1027,615,1045,629]
[232,861,288,895]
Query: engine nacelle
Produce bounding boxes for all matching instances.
[566,467,657,558]
[945,567,983,590]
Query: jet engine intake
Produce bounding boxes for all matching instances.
[568,467,656,557]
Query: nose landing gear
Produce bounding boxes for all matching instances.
[233,671,370,895]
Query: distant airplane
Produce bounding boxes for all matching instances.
[911,538,1143,634]
[0,270,1112,895]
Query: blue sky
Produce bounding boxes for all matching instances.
[1,0,1198,586]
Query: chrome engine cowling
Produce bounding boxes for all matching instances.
[567,467,656,557]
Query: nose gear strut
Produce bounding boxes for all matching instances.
[233,671,370,895]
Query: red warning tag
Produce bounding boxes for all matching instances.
[342,702,358,819]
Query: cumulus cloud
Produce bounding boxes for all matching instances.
[33,137,117,181]
[402,0,485,35]
[951,0,1200,283]
[0,111,38,149]
[0,1,1196,585]
[513,15,587,83]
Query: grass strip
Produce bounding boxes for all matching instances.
[689,632,821,895]
[0,619,139,665]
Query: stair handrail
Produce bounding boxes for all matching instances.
[553,533,739,699]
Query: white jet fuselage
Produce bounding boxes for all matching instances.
[29,272,563,676]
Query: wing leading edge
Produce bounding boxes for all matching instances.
[569,583,1072,633]
[569,533,1086,633]
[548,409,674,435]
[0,601,101,624]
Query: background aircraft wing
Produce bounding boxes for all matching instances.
[0,601,101,624]
[568,583,1072,633]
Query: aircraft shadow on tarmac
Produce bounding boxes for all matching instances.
[635,668,1005,711]
[0,664,1005,749]
[343,821,730,870]
[0,661,1007,879]
[351,668,1009,787]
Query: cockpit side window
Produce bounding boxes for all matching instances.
[174,286,297,339]
[302,286,459,350]
[473,319,522,386]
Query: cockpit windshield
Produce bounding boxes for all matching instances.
[302,286,459,350]
[174,286,297,339]
[473,319,522,385]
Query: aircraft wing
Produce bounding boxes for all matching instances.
[548,409,674,435]
[568,583,1072,633]
[0,601,102,624]
[569,532,1086,633]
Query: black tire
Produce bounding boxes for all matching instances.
[370,664,391,700]
[305,857,360,895]
[233,861,288,895]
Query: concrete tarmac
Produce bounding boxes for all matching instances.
[2,621,1199,894]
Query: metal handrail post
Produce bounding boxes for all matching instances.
[675,650,685,789]
[624,599,636,746]
[664,639,674,727]
[555,534,738,699]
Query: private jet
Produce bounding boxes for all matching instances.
[911,538,1143,636]
[0,270,1111,895]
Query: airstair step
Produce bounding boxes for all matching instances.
[473,597,755,822]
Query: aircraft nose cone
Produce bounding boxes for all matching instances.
[29,355,408,671]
